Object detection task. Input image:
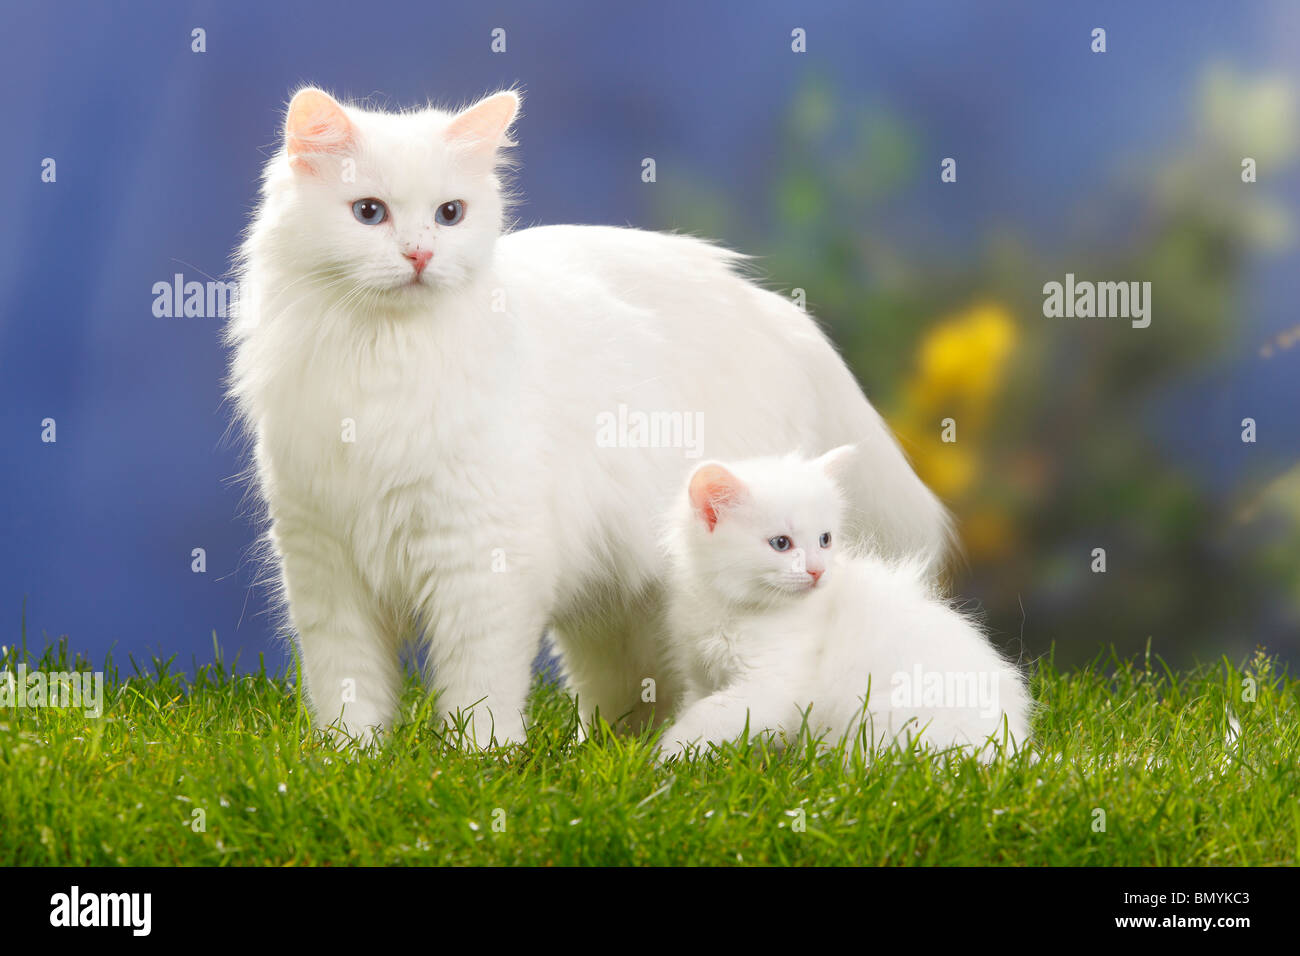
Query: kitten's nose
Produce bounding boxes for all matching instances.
[808,568,823,585]
[404,249,433,275]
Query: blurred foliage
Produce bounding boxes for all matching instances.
[654,69,1299,667]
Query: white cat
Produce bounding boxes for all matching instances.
[227,87,951,747]
[660,448,1031,760]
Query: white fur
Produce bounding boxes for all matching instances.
[227,89,951,747]
[660,451,1031,760]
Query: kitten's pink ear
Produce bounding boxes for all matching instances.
[688,463,748,532]
[285,88,353,170]
[445,91,520,155]
[816,445,857,483]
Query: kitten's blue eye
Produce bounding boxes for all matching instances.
[820,532,832,548]
[769,536,792,552]
[352,199,387,225]
[436,200,465,226]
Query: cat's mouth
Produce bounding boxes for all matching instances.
[774,575,820,596]
[380,273,434,296]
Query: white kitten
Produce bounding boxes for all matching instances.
[227,87,952,747]
[660,448,1031,760]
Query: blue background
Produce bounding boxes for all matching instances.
[2,1,1297,671]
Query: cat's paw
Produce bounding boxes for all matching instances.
[655,724,706,763]
[444,709,528,751]
[319,721,384,753]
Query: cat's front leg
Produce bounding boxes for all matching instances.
[658,685,791,758]
[276,527,403,747]
[418,561,549,750]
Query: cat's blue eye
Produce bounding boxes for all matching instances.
[352,199,388,225]
[436,200,465,226]
[820,532,832,548]
[769,535,792,552]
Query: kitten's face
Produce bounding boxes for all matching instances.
[260,89,518,310]
[682,450,853,609]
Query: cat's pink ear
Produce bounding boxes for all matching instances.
[285,88,353,170]
[688,463,748,532]
[445,91,520,155]
[816,445,857,483]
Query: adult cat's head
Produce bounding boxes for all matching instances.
[251,87,519,308]
[673,447,857,608]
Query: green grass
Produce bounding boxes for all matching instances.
[1,635,1297,866]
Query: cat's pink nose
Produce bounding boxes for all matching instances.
[808,568,823,585]
[405,249,433,275]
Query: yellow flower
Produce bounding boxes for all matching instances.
[900,434,976,500]
[960,508,1015,561]
[907,304,1015,417]
[890,303,1017,501]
